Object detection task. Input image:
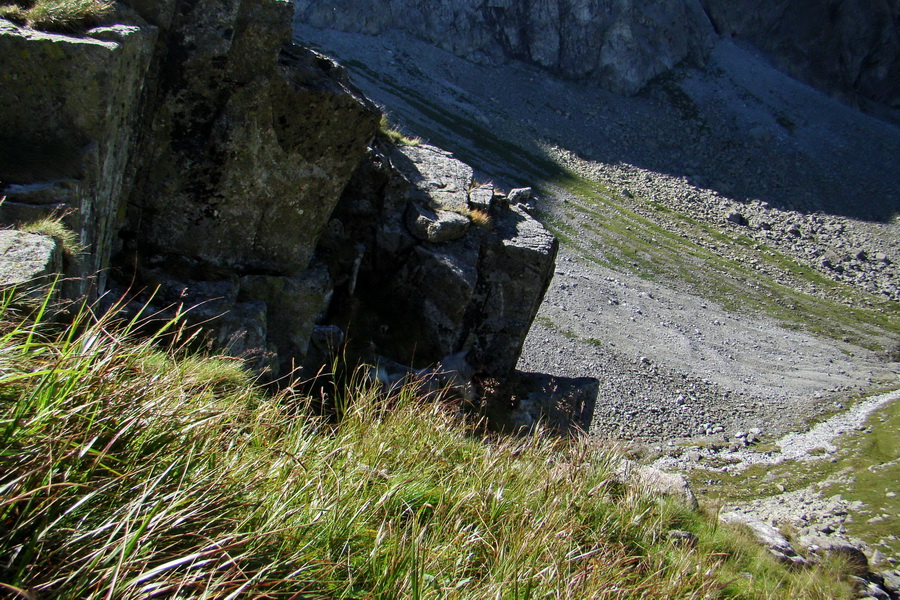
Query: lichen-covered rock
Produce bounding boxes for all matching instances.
[294,0,714,95]
[0,0,564,403]
[620,461,699,510]
[0,19,156,296]
[468,204,557,377]
[406,204,471,243]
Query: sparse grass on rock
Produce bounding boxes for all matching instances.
[19,214,81,258]
[379,114,422,146]
[0,0,112,32]
[0,286,863,598]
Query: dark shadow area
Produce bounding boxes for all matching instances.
[0,137,85,185]
[296,25,900,223]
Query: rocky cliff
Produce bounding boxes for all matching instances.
[294,0,900,120]
[0,0,577,427]
[294,0,714,95]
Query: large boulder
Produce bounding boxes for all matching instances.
[322,142,558,381]
[0,0,566,405]
[124,0,380,275]
[105,0,380,375]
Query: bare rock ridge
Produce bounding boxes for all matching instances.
[294,0,900,122]
[0,0,573,426]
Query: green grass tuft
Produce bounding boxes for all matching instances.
[379,114,422,146]
[19,214,81,258]
[0,0,112,33]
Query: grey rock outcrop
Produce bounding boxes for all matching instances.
[323,142,558,380]
[719,512,809,567]
[617,461,699,509]
[125,0,379,275]
[295,0,900,120]
[294,0,714,95]
[108,0,382,375]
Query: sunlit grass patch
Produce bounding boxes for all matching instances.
[0,0,112,32]
[0,284,870,598]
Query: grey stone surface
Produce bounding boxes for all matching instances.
[720,512,809,566]
[295,0,899,120]
[618,461,699,509]
[406,204,471,243]
[0,0,559,399]
[0,230,62,289]
[321,142,558,384]
[239,263,334,372]
[390,144,474,212]
[470,204,558,378]
[124,0,379,275]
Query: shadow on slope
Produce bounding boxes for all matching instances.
[294,24,900,223]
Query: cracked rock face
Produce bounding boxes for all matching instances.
[294,0,900,121]
[0,0,564,402]
[125,0,380,275]
[0,18,156,296]
[323,142,558,380]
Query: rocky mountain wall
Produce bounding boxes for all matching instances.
[701,0,900,121]
[294,0,900,120]
[294,0,714,95]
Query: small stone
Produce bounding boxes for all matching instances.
[507,187,532,204]
[667,530,698,547]
[882,572,900,593]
